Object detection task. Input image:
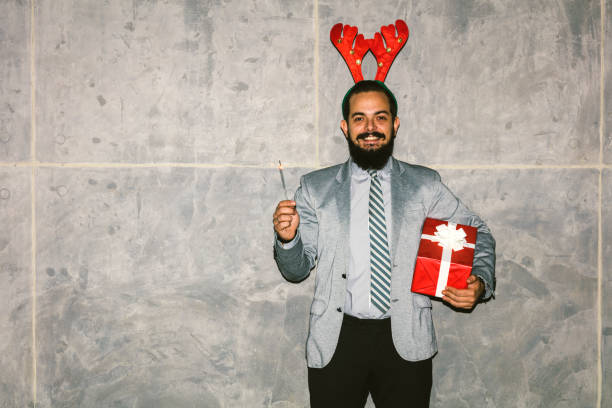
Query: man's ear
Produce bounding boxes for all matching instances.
[340,120,349,139]
[393,116,400,135]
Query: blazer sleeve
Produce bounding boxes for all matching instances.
[273,175,319,282]
[425,172,496,300]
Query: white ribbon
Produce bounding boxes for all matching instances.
[421,223,475,298]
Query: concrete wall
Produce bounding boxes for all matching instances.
[0,0,609,406]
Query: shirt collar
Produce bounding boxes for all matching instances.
[349,157,393,180]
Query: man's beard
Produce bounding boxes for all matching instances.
[346,130,395,170]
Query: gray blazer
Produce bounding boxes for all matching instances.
[274,158,496,368]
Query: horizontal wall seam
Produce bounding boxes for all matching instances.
[1,162,611,170]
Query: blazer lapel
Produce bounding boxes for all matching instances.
[391,158,407,262]
[335,161,351,267]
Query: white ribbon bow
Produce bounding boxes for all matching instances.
[434,223,468,251]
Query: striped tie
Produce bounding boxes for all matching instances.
[367,169,392,314]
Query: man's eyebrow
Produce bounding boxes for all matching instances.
[351,110,390,118]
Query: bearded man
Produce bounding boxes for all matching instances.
[272,80,496,408]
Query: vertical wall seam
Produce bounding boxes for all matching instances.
[313,0,320,167]
[598,171,603,408]
[597,0,605,407]
[29,0,37,406]
[602,0,606,167]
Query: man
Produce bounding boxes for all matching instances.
[273,80,495,407]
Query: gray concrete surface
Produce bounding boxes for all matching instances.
[0,0,30,162]
[35,0,315,165]
[0,0,609,407]
[0,168,32,407]
[34,166,310,407]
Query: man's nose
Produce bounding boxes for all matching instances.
[364,118,375,132]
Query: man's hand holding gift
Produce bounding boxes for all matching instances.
[442,275,485,310]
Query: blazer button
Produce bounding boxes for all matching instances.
[341,274,346,279]
[337,307,342,312]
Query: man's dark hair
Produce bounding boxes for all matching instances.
[341,80,398,121]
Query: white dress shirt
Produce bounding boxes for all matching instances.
[344,158,393,319]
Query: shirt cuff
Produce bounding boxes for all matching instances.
[276,231,300,250]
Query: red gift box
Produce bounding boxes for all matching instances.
[411,218,477,298]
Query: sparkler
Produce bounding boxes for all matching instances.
[277,160,289,199]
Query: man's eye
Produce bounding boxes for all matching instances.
[377,116,387,121]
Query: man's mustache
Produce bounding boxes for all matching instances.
[356,132,385,140]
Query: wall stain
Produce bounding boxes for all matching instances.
[231,81,249,92]
[0,188,10,200]
[78,267,88,290]
[0,114,11,143]
[446,0,495,34]
[502,259,550,297]
[562,0,591,58]
[50,185,68,197]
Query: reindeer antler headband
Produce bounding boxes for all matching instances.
[330,19,409,83]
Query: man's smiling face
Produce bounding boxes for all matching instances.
[341,90,400,169]
[341,90,399,150]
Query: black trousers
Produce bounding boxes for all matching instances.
[308,314,432,408]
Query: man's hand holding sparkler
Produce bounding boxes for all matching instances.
[273,200,299,243]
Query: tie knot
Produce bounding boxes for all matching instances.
[368,169,378,178]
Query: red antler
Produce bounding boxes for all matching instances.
[330,23,369,83]
[369,20,409,82]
